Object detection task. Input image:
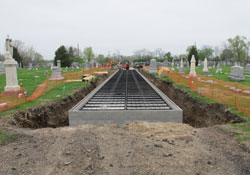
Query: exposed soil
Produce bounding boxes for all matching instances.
[0,122,249,175]
[11,71,115,129]
[0,69,249,174]
[139,70,245,128]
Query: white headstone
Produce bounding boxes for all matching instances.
[189,55,196,77]
[3,36,20,91]
[216,63,222,73]
[149,59,157,73]
[202,58,209,74]
[178,58,184,73]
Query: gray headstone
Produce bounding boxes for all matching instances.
[229,65,245,81]
[244,64,250,74]
[149,59,157,73]
[57,60,61,68]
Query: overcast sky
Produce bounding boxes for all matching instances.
[0,0,250,59]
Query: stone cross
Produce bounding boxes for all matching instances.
[5,35,13,58]
[189,55,196,77]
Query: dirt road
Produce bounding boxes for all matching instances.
[0,122,249,175]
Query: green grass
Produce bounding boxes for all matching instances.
[0,81,89,116]
[194,66,250,87]
[0,67,85,97]
[0,129,15,145]
[160,76,215,103]
[0,68,50,96]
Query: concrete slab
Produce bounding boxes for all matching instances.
[69,70,183,126]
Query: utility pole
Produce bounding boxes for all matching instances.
[77,43,79,58]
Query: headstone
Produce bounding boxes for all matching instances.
[149,59,158,73]
[216,63,222,74]
[229,65,245,81]
[244,64,250,74]
[57,60,61,68]
[171,60,175,70]
[3,35,20,91]
[49,60,64,80]
[0,61,5,74]
[202,58,209,74]
[189,55,196,77]
[179,58,184,73]
[28,63,32,70]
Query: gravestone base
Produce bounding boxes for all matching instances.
[149,68,158,74]
[2,88,23,97]
[229,75,245,81]
[202,70,209,74]
[49,74,64,80]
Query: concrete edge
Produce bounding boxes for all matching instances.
[69,70,119,112]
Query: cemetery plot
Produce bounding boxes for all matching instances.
[155,69,250,117]
[0,67,109,113]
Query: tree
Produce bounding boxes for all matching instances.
[198,46,214,60]
[68,46,75,58]
[13,47,22,65]
[83,47,94,62]
[54,45,71,67]
[164,52,173,62]
[187,45,199,66]
[220,48,234,61]
[33,52,44,64]
[228,35,247,62]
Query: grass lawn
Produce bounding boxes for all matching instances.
[0,67,85,97]
[0,68,53,97]
[181,66,250,87]
[0,80,89,116]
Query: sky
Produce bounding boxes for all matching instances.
[0,0,250,60]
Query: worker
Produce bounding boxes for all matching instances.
[126,61,130,70]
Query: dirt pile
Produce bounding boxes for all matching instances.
[140,70,245,127]
[0,122,249,175]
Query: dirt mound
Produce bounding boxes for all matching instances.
[0,122,249,175]
[140,71,245,127]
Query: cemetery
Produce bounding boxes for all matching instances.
[1,1,250,174]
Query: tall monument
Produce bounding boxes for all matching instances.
[189,55,197,77]
[202,58,209,74]
[3,35,20,91]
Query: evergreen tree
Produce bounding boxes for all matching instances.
[187,46,199,66]
[13,47,22,66]
[54,45,71,67]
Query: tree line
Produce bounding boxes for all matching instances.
[132,35,250,65]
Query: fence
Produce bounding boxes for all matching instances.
[0,67,109,112]
[164,70,250,117]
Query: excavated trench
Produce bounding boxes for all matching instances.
[12,69,245,129]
